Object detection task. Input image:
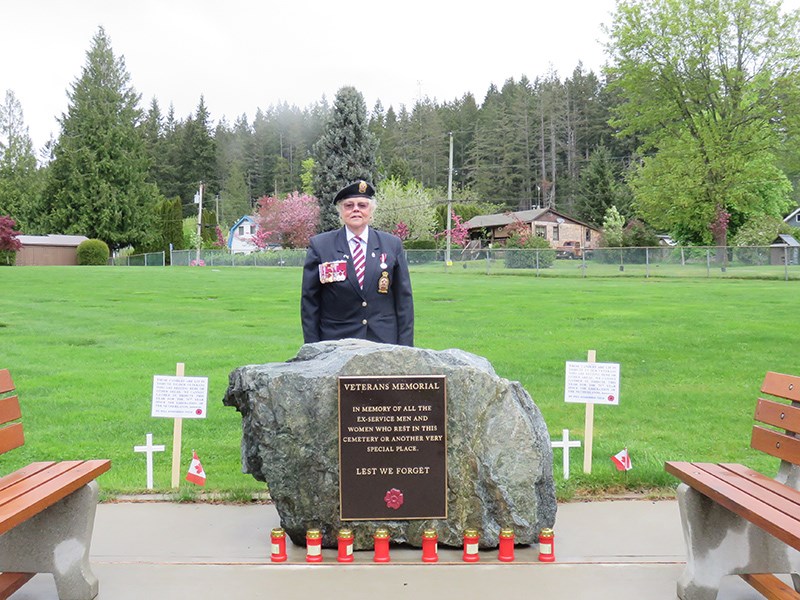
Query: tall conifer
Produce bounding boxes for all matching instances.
[312,87,378,231]
[42,27,159,249]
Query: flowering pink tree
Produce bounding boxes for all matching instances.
[709,204,731,267]
[709,204,730,247]
[213,225,226,248]
[504,214,534,246]
[256,192,320,248]
[392,221,410,241]
[435,211,470,247]
[251,226,274,250]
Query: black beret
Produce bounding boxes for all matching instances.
[333,180,375,204]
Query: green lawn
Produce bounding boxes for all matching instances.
[1,265,797,500]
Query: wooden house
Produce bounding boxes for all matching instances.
[462,208,601,253]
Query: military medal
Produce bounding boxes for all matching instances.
[318,260,347,283]
[380,253,388,269]
[378,271,390,294]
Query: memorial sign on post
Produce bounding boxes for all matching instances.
[564,351,620,474]
[338,375,447,520]
[151,363,208,488]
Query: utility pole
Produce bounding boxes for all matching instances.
[446,132,453,265]
[195,182,204,263]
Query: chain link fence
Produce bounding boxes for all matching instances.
[170,248,306,267]
[109,251,165,266]
[413,245,799,280]
[111,245,799,281]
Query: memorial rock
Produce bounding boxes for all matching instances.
[223,339,556,550]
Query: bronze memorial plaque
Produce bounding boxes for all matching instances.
[338,375,447,520]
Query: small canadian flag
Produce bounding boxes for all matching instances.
[611,448,632,471]
[186,450,206,486]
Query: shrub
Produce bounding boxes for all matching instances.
[404,239,436,250]
[404,239,438,264]
[504,235,555,269]
[77,239,110,265]
[0,250,16,266]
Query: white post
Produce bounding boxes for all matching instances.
[134,433,165,490]
[551,429,582,480]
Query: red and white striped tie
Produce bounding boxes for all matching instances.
[352,236,365,289]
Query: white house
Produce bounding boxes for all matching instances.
[228,216,259,254]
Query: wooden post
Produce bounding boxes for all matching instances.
[583,350,596,474]
[171,362,184,488]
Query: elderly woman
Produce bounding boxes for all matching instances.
[300,180,414,346]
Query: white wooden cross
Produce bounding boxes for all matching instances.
[134,433,165,490]
[551,429,582,480]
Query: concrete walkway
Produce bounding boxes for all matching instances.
[10,499,775,600]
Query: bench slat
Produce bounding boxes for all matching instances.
[721,463,800,507]
[0,462,55,494]
[0,572,35,600]
[756,398,800,435]
[752,426,800,465]
[0,370,13,395]
[763,372,800,404]
[740,573,800,600]
[0,396,21,427]
[665,461,800,550]
[0,423,24,456]
[0,459,111,536]
[703,463,800,523]
[0,461,81,508]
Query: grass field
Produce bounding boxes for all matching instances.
[1,265,798,500]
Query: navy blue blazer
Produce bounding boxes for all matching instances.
[301,227,414,346]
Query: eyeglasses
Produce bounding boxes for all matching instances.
[341,201,372,212]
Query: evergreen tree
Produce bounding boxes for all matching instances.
[177,97,217,215]
[0,90,43,232]
[313,86,378,231]
[156,104,183,201]
[220,161,252,224]
[163,196,184,252]
[439,94,479,194]
[575,145,624,226]
[406,98,448,189]
[41,27,159,249]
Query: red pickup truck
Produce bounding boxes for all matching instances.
[556,241,592,259]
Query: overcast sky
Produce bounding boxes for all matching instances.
[4,0,798,151]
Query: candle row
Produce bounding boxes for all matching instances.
[270,527,555,563]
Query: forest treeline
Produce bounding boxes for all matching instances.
[141,63,626,227]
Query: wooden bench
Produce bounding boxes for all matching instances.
[666,371,800,600]
[0,369,110,600]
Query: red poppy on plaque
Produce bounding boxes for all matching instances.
[384,488,404,510]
